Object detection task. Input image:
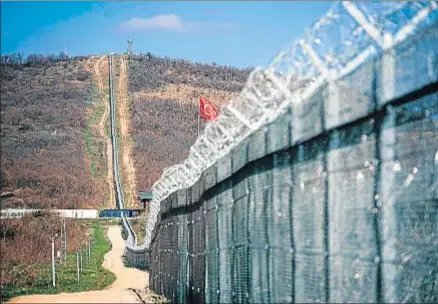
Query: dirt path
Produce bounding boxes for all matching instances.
[9,226,156,304]
[94,56,115,209]
[117,55,137,208]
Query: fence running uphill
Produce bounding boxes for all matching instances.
[146,2,438,303]
[108,54,148,269]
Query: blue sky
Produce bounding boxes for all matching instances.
[1,1,334,68]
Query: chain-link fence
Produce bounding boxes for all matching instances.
[148,1,438,303]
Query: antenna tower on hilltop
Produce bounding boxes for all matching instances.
[64,42,68,58]
[127,39,133,57]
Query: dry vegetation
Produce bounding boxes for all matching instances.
[1,53,251,204]
[0,54,113,298]
[0,55,107,209]
[114,55,138,209]
[0,216,116,302]
[0,53,251,291]
[0,212,88,288]
[127,54,251,190]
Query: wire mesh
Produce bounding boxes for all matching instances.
[147,1,438,303]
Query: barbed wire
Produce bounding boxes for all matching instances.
[145,1,438,248]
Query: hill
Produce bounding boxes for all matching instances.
[0,55,108,209]
[127,54,251,191]
[0,53,251,207]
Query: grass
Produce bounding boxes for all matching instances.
[115,108,130,208]
[106,115,112,141]
[105,87,111,140]
[1,223,116,302]
[114,56,136,209]
[84,83,107,179]
[128,216,146,243]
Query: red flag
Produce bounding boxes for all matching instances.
[199,97,219,121]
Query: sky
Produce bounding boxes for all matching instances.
[1,1,334,68]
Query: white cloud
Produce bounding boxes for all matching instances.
[120,14,233,33]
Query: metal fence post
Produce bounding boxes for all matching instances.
[80,250,83,271]
[3,226,6,247]
[76,252,80,282]
[60,223,63,265]
[64,219,67,265]
[51,236,56,288]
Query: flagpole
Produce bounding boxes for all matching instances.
[197,110,200,137]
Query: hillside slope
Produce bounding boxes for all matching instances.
[0,56,108,208]
[0,55,114,298]
[113,55,137,209]
[0,53,251,207]
[127,54,251,191]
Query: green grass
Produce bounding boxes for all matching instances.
[128,216,146,242]
[113,58,136,209]
[84,83,107,179]
[105,116,111,140]
[102,86,111,139]
[1,223,116,302]
[115,115,128,201]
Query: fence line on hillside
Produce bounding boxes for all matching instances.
[146,1,438,303]
[108,54,148,269]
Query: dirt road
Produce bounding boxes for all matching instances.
[94,56,116,209]
[9,226,158,304]
[117,55,137,208]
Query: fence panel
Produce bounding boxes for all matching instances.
[231,169,250,303]
[327,121,378,303]
[380,93,438,304]
[269,151,294,303]
[217,179,234,303]
[292,140,327,303]
[205,195,219,304]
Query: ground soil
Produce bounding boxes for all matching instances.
[117,55,137,209]
[8,226,162,304]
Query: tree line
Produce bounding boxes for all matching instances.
[0,52,88,67]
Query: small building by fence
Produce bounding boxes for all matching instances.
[138,192,153,210]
